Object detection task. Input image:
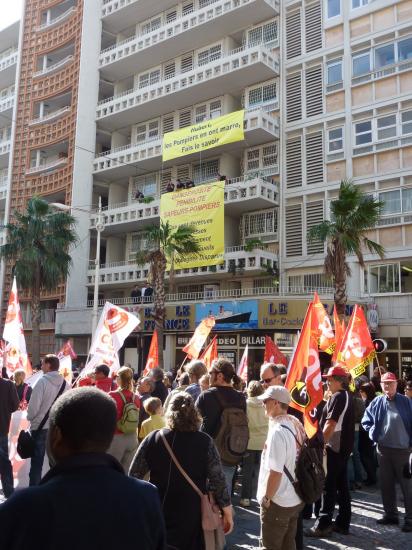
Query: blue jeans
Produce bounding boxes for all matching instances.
[241,450,261,499]
[0,435,14,497]
[29,429,48,486]
[222,464,236,496]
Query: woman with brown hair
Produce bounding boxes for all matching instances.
[129,392,233,550]
[107,366,140,471]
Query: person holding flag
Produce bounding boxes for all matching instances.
[305,366,354,538]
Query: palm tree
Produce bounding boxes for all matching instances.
[136,220,200,368]
[0,196,77,364]
[308,180,384,316]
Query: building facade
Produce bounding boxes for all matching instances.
[4,0,412,375]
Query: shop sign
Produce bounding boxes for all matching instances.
[196,300,258,330]
[218,350,237,364]
[142,305,193,332]
[240,335,266,346]
[216,334,238,346]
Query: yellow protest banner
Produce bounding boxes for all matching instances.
[160,182,224,269]
[162,110,244,162]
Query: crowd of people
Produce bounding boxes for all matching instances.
[0,354,411,550]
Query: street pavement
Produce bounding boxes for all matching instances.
[227,484,411,549]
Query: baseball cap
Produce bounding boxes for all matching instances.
[257,385,291,405]
[322,366,349,378]
[381,372,397,383]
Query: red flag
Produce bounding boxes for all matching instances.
[58,340,77,360]
[312,292,335,354]
[200,336,218,371]
[285,304,323,438]
[183,317,215,359]
[264,336,288,366]
[336,305,376,379]
[143,330,159,375]
[237,345,249,383]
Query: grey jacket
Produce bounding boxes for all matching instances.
[27,372,69,430]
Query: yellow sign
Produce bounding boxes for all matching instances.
[160,182,224,269]
[162,110,245,162]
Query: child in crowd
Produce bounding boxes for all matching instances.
[139,397,165,440]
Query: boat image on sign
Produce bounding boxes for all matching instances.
[214,306,252,325]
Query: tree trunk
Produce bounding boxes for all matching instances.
[152,251,167,369]
[31,265,41,366]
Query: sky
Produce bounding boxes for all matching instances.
[0,0,23,31]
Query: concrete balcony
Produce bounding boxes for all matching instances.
[0,50,18,88]
[29,106,72,126]
[373,295,412,324]
[101,0,178,34]
[99,0,279,80]
[86,246,278,288]
[93,109,279,178]
[25,157,68,176]
[33,55,74,79]
[0,140,11,168]
[36,6,77,32]
[0,95,14,117]
[0,175,8,203]
[96,44,278,131]
[90,175,278,235]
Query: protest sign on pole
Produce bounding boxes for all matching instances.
[3,278,31,377]
[312,292,335,355]
[183,317,215,359]
[143,330,159,376]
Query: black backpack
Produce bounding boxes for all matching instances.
[213,391,249,466]
[281,424,325,504]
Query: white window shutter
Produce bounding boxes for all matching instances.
[305,65,323,117]
[286,137,303,189]
[305,2,322,53]
[306,201,324,254]
[286,204,303,257]
[306,131,324,185]
[286,9,302,59]
[286,71,302,123]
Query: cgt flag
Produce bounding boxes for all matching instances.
[183,317,215,359]
[237,345,249,383]
[285,304,323,438]
[312,292,335,355]
[2,278,31,377]
[143,330,159,375]
[336,305,376,379]
[58,340,77,384]
[200,336,218,371]
[264,336,288,366]
[332,307,345,364]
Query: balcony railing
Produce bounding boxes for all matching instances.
[99,0,278,69]
[33,55,74,79]
[26,157,68,175]
[0,95,14,112]
[21,308,56,328]
[36,6,77,32]
[0,140,11,155]
[29,106,72,126]
[96,44,278,119]
[0,50,18,72]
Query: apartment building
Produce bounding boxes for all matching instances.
[0,21,19,302]
[282,0,412,376]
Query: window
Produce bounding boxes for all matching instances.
[328,127,343,152]
[134,173,157,198]
[246,20,278,46]
[377,115,397,140]
[353,51,371,76]
[327,0,340,18]
[368,264,400,294]
[379,188,412,215]
[398,37,412,61]
[402,110,412,135]
[355,121,372,145]
[197,44,221,66]
[245,144,278,172]
[138,69,160,88]
[375,43,395,69]
[241,209,277,239]
[247,80,277,107]
[141,16,161,35]
[193,159,219,183]
[327,59,342,84]
[352,0,369,8]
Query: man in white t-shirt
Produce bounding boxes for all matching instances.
[257,385,304,550]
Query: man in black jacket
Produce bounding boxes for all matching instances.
[0,376,19,498]
[0,387,166,550]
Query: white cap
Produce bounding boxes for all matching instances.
[257,385,291,405]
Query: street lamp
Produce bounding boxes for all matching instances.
[50,197,104,335]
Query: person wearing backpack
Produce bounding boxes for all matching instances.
[257,385,306,550]
[196,358,247,492]
[108,367,140,472]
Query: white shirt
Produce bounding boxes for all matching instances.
[257,417,302,508]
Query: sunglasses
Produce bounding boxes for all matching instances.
[260,376,275,384]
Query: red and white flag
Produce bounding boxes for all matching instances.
[2,278,31,377]
[183,317,215,359]
[199,336,218,371]
[237,345,249,383]
[264,335,288,366]
[57,340,77,383]
[143,330,159,375]
[312,292,335,355]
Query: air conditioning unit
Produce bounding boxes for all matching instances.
[204,284,219,299]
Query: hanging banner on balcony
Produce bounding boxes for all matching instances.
[162,109,244,162]
[160,181,224,269]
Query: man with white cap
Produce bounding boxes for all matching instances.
[362,370,412,532]
[257,385,305,550]
[305,366,354,538]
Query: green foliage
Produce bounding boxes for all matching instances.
[0,196,78,292]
